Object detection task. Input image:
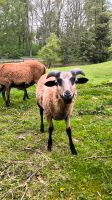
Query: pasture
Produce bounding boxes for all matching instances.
[0,61,112,199]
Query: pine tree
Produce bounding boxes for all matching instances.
[80,0,111,63]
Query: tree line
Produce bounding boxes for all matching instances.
[0,0,112,66]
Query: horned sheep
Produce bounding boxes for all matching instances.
[36,69,88,155]
[0,60,46,106]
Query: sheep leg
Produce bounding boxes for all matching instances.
[0,85,2,92]
[65,117,77,155]
[5,85,11,107]
[23,89,29,101]
[0,85,6,102]
[2,88,6,102]
[37,104,44,132]
[40,107,44,132]
[26,90,29,99]
[47,118,54,151]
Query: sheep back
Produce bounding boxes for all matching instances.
[0,63,33,85]
[0,60,46,86]
[24,60,46,83]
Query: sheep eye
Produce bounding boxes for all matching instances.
[57,78,63,86]
[70,77,75,85]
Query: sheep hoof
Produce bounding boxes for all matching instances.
[47,146,52,152]
[40,129,44,133]
[71,148,77,155]
[23,96,29,101]
[40,125,44,133]
[6,101,10,107]
[72,152,77,156]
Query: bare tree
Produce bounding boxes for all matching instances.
[33,0,65,44]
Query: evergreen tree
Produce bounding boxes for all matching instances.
[93,12,111,63]
[80,0,111,63]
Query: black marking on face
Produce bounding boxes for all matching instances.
[70,77,76,85]
[57,78,63,86]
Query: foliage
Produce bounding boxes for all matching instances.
[36,10,59,46]
[0,61,112,199]
[32,43,40,56]
[79,32,95,62]
[0,0,33,58]
[61,30,80,64]
[80,11,111,63]
[108,45,112,59]
[93,12,111,63]
[38,33,61,67]
[0,0,112,62]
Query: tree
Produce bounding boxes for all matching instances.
[0,0,111,62]
[59,0,85,64]
[34,0,65,45]
[79,32,96,62]
[93,12,111,63]
[0,0,34,58]
[0,0,24,57]
[79,0,111,63]
[38,33,61,67]
[61,30,78,64]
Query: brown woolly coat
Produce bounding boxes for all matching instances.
[0,60,46,86]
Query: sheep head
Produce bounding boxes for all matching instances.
[45,69,88,104]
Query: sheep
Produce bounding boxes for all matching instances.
[0,61,31,101]
[36,69,88,155]
[0,60,46,106]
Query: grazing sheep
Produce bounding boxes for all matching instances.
[36,69,88,155]
[0,60,46,106]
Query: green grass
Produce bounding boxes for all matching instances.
[0,61,112,199]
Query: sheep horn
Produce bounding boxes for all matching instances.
[70,68,85,76]
[47,71,60,79]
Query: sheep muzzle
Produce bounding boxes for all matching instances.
[60,90,74,104]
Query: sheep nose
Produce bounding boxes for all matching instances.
[64,90,73,98]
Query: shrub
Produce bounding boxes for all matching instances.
[38,33,61,68]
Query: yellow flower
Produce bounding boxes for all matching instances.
[60,187,65,192]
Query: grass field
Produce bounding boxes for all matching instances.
[0,61,112,199]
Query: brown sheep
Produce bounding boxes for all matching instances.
[36,69,88,155]
[0,62,29,102]
[0,60,46,106]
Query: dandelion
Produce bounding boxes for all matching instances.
[60,187,65,192]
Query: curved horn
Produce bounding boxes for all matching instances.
[47,71,60,79]
[70,68,85,76]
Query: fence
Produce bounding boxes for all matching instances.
[0,58,39,64]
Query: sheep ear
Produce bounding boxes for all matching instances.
[45,80,57,87]
[76,77,89,84]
